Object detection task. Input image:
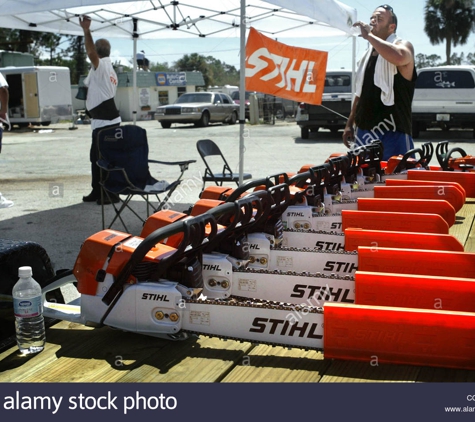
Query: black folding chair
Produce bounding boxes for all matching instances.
[97,125,195,232]
[196,139,252,191]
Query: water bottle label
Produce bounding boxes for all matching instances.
[13,296,43,317]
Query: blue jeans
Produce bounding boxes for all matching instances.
[355,128,414,161]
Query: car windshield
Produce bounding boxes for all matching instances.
[176,93,212,104]
[323,74,351,93]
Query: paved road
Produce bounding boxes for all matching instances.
[1,118,474,272]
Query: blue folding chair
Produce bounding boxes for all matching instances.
[97,125,195,232]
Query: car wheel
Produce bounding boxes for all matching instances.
[228,111,238,125]
[301,126,309,139]
[198,111,210,127]
[161,122,172,129]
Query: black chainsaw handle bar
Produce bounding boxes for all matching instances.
[436,141,468,171]
[224,172,289,203]
[389,146,426,174]
[204,194,265,242]
[102,212,219,306]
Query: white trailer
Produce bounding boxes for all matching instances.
[0,66,73,127]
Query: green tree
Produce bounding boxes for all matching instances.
[206,56,240,86]
[149,61,171,72]
[173,53,209,86]
[415,52,443,68]
[424,0,475,65]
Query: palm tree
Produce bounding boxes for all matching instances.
[424,0,475,65]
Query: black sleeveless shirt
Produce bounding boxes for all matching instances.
[355,53,417,136]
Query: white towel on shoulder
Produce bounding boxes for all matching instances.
[355,33,401,106]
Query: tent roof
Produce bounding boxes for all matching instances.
[0,0,358,40]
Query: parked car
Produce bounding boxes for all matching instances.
[231,90,255,120]
[412,65,475,138]
[231,90,298,121]
[296,70,352,139]
[155,92,239,128]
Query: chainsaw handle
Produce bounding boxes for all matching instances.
[436,141,468,171]
[421,142,434,167]
[288,167,314,188]
[391,146,425,174]
[225,174,282,203]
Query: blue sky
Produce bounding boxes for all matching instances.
[107,0,475,71]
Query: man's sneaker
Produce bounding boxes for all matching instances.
[0,193,13,208]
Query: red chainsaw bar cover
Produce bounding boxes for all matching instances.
[384,178,466,202]
[344,228,464,252]
[354,271,475,312]
[356,197,456,227]
[407,169,475,198]
[324,303,475,370]
[358,246,475,278]
[342,210,449,234]
[373,185,464,212]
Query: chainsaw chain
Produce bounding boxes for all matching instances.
[283,228,345,235]
[233,267,355,281]
[270,244,358,255]
[182,296,324,351]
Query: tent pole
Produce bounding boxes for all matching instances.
[238,0,246,184]
[133,38,137,125]
[351,35,356,103]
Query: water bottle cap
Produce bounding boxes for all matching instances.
[18,266,33,278]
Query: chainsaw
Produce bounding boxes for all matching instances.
[40,208,475,371]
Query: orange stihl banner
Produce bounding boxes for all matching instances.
[245,27,328,105]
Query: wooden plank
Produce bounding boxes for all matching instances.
[0,322,253,383]
[118,337,253,382]
[450,199,475,249]
[461,200,475,252]
[222,345,329,382]
[319,359,420,383]
[416,366,475,382]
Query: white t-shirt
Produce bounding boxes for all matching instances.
[0,72,8,88]
[83,57,121,130]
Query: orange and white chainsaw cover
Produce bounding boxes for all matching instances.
[245,27,328,105]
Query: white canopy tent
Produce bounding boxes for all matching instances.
[0,0,358,182]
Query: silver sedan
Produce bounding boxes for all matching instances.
[155,92,239,128]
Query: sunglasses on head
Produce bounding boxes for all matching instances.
[378,4,397,26]
[379,4,393,12]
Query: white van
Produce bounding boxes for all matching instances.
[412,65,475,138]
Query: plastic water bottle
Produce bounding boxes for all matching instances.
[12,266,45,354]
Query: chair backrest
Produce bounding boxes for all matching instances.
[196,139,233,177]
[98,125,153,191]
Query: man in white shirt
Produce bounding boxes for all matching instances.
[80,15,122,205]
[0,71,13,208]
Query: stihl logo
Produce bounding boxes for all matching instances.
[246,50,319,94]
[315,241,345,251]
[250,317,322,339]
[249,244,260,250]
[331,222,342,230]
[286,212,305,217]
[323,261,358,273]
[203,264,222,271]
[141,293,170,302]
[291,284,353,302]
